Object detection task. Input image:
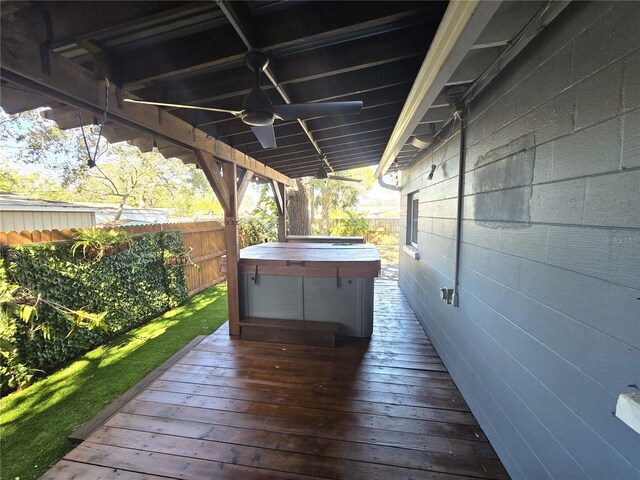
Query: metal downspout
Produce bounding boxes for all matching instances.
[453,105,467,307]
[377,176,400,191]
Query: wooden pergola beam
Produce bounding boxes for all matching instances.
[193,151,230,214]
[0,83,51,114]
[236,170,254,207]
[0,21,293,187]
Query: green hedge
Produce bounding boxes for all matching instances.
[238,217,277,248]
[3,231,187,387]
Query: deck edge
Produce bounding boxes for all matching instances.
[68,334,209,442]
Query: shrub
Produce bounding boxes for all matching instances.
[330,213,369,239]
[238,217,277,248]
[1,230,187,392]
[238,184,279,248]
[342,213,369,237]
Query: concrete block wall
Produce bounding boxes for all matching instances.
[398,2,640,478]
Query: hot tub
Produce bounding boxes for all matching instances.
[236,242,380,338]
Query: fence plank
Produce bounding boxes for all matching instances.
[314,217,400,244]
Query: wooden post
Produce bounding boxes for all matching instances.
[272,180,287,242]
[223,162,240,336]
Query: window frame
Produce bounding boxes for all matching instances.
[406,192,419,247]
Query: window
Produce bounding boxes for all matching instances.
[407,192,419,246]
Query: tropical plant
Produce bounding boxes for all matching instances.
[238,184,279,247]
[333,212,368,238]
[0,265,107,392]
[310,177,363,235]
[71,228,132,260]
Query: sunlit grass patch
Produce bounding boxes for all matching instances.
[376,244,400,265]
[0,284,227,480]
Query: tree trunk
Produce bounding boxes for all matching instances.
[320,188,330,235]
[287,179,310,235]
[114,194,128,221]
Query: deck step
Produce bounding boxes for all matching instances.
[239,317,339,347]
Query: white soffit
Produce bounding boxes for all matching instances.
[375,0,501,178]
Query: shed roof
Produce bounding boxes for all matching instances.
[0,191,98,213]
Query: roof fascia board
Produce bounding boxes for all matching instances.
[375,0,501,178]
[0,204,98,213]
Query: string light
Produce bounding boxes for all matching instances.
[91,116,101,135]
[76,78,109,168]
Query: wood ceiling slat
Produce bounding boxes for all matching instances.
[211,101,402,143]
[4,2,208,49]
[254,136,390,163]
[112,24,247,86]
[192,83,411,131]
[134,23,432,103]
[255,2,441,52]
[268,137,391,163]
[281,157,384,177]
[248,130,394,158]
[1,1,449,179]
[112,2,441,88]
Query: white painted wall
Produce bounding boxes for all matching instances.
[0,210,95,232]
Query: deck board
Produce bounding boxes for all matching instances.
[45,280,510,480]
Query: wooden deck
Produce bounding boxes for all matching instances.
[43,280,509,480]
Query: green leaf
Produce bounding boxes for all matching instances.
[19,304,37,323]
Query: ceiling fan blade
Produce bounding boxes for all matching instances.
[123,98,241,116]
[328,175,362,183]
[251,125,277,149]
[271,101,363,121]
[315,163,328,179]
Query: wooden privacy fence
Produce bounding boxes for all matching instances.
[322,217,400,244]
[0,221,226,296]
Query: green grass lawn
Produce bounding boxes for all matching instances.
[0,284,228,480]
[376,244,400,265]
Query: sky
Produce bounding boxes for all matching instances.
[1,107,400,217]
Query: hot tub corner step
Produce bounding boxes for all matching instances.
[240,318,339,347]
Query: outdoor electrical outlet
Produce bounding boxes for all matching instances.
[440,288,454,304]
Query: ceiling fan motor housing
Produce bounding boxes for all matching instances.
[241,87,275,126]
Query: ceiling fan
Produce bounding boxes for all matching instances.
[124,50,363,149]
[315,157,362,183]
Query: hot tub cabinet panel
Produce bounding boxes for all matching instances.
[239,274,374,337]
[303,276,374,337]
[239,274,303,320]
[236,242,380,338]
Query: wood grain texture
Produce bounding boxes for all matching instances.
[223,162,240,336]
[44,280,509,479]
[287,235,365,243]
[240,241,381,261]
[0,21,293,186]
